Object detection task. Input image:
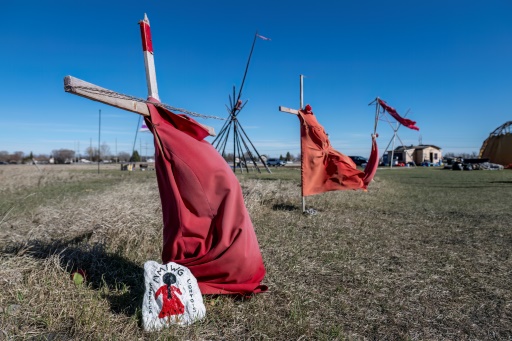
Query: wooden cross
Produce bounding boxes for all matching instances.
[64,13,215,136]
[279,75,306,213]
[278,106,299,116]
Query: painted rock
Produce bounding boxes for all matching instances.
[142,260,206,331]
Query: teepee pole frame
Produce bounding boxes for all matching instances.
[211,32,271,174]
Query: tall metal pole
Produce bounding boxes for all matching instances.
[300,75,305,213]
[98,109,101,174]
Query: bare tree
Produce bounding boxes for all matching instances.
[100,142,111,161]
[52,149,75,164]
[10,151,24,163]
[117,152,130,162]
[85,146,99,162]
[34,154,50,164]
[0,151,9,162]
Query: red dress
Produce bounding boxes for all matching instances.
[298,104,378,196]
[144,100,267,295]
[155,285,185,318]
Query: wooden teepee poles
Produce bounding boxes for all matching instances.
[211,32,271,174]
[236,32,258,105]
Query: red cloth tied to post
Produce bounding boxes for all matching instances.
[144,99,267,295]
[377,99,419,131]
[298,104,378,196]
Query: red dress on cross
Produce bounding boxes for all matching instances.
[144,100,267,295]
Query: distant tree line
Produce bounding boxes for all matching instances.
[221,151,299,163]
[0,142,152,164]
[0,151,34,164]
[443,151,479,160]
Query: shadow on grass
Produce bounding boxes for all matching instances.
[272,203,300,211]
[2,233,144,317]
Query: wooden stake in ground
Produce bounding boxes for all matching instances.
[279,74,306,213]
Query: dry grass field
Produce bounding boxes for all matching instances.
[1,164,511,340]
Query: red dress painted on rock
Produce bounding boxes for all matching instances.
[155,285,185,318]
[144,100,267,295]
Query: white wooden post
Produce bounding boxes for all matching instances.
[278,74,306,213]
[139,13,160,101]
[299,75,305,213]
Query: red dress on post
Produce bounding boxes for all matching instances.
[144,100,267,295]
[298,104,378,196]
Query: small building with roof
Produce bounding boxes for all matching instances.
[385,144,442,166]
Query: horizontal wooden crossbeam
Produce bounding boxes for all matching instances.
[64,76,216,136]
[64,76,150,116]
[278,106,299,115]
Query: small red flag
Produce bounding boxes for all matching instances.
[378,99,419,131]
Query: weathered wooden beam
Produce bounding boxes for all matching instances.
[64,75,150,116]
[64,75,216,136]
[278,106,299,115]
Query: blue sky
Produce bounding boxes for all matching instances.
[2,1,511,159]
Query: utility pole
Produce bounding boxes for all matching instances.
[98,109,101,174]
[145,141,148,161]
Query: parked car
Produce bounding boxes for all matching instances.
[266,158,286,166]
[348,156,368,166]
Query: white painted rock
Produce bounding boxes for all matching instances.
[142,260,206,331]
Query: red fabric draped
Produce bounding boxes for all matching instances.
[378,99,419,131]
[363,136,379,187]
[298,105,378,196]
[144,100,267,295]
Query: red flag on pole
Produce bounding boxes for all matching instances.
[377,99,419,131]
[298,105,378,196]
